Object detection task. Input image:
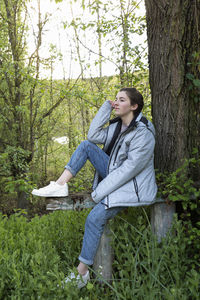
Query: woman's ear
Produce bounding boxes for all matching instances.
[131,104,138,111]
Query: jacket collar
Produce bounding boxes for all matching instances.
[109,116,121,124]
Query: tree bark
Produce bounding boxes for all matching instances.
[144,0,200,174]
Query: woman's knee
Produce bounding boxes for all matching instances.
[79,140,93,152]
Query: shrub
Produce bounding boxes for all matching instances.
[156,153,200,262]
[0,210,88,299]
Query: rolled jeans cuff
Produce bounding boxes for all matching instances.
[78,255,93,266]
[64,165,76,176]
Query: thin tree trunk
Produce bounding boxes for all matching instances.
[96,2,102,78]
[29,0,43,160]
[119,0,129,86]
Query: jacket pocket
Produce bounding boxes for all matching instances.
[133,177,140,202]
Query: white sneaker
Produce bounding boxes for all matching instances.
[32,181,68,197]
[63,271,90,289]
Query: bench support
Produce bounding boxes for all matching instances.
[150,202,176,242]
[93,223,113,282]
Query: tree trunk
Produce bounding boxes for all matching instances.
[96,2,103,79]
[119,0,130,86]
[144,0,200,174]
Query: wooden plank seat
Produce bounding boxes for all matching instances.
[46,193,95,211]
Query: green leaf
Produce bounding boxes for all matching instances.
[193,79,200,87]
[86,282,94,290]
[186,73,194,80]
[194,97,200,103]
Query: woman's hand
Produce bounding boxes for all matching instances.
[109,100,115,109]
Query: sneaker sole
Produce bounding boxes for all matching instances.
[32,191,68,197]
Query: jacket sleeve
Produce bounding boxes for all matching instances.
[91,127,155,203]
[87,100,112,145]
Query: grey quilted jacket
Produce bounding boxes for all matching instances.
[88,100,157,208]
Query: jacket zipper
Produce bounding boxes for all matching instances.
[106,127,135,206]
[92,127,109,190]
[113,145,121,165]
[133,177,140,202]
[107,129,128,172]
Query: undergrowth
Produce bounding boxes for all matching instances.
[0,207,199,299]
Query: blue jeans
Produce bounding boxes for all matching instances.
[65,141,125,265]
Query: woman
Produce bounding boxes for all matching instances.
[32,87,157,288]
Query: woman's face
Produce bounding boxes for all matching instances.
[114,91,136,118]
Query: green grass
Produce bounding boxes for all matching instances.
[0,208,199,299]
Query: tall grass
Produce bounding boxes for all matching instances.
[109,208,199,299]
[0,208,199,299]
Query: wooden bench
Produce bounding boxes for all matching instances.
[46,195,175,281]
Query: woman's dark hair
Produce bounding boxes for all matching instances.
[120,87,144,115]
